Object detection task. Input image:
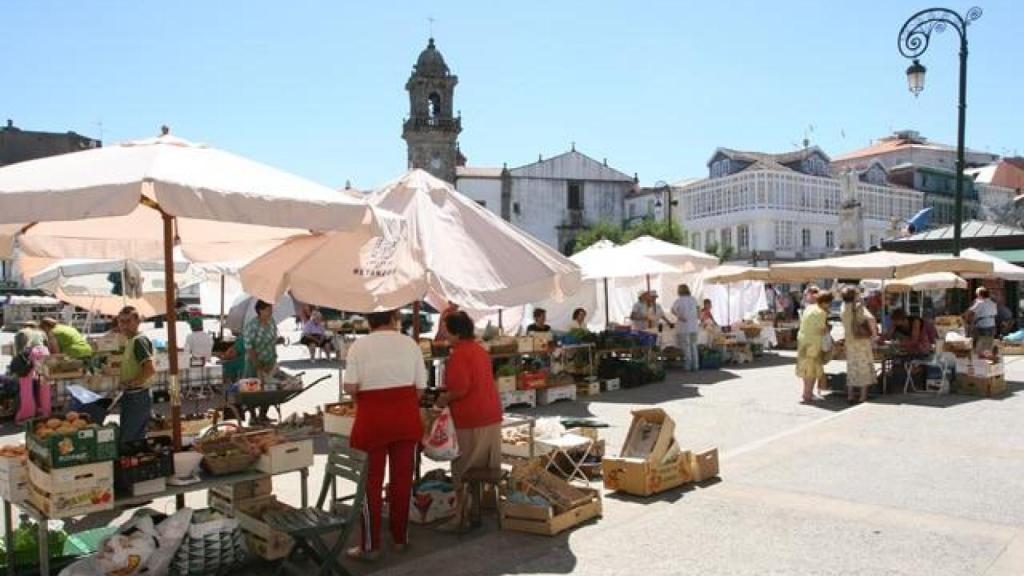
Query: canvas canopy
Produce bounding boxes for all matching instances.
[0,132,392,448]
[702,265,772,284]
[958,248,1024,281]
[769,250,992,281]
[883,272,967,293]
[618,236,718,272]
[571,240,678,280]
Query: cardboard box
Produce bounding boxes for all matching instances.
[955,358,1004,378]
[500,487,602,536]
[496,375,517,394]
[501,389,536,409]
[518,371,547,390]
[955,374,1008,397]
[601,408,688,496]
[601,378,621,392]
[537,384,576,406]
[620,409,675,462]
[687,448,720,482]
[27,419,119,470]
[256,439,314,474]
[324,402,355,436]
[27,460,114,518]
[517,336,535,353]
[236,496,295,560]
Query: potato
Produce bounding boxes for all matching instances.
[72,420,88,430]
[37,429,53,439]
[66,411,79,423]
[46,418,63,430]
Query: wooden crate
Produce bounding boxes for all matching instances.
[500,488,602,536]
[537,384,576,406]
[236,496,294,560]
[955,374,1008,398]
[256,439,314,474]
[600,378,621,392]
[576,379,600,397]
[997,341,1024,355]
[687,448,720,482]
[501,389,536,409]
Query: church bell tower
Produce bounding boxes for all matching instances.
[402,38,462,184]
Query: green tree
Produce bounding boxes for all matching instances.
[572,218,689,254]
[705,241,734,263]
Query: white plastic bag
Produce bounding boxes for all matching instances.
[422,407,459,461]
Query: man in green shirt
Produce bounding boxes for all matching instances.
[39,316,93,360]
[117,306,155,445]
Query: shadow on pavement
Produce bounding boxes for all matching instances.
[870,379,1020,408]
[605,483,694,505]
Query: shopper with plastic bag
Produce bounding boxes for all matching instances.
[435,311,503,531]
[343,309,426,562]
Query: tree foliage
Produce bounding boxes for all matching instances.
[572,218,687,254]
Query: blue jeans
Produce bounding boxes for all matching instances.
[676,331,700,371]
[119,388,152,446]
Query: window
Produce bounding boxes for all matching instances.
[427,92,441,119]
[738,225,750,251]
[720,228,732,249]
[870,234,877,247]
[567,181,583,211]
[801,228,811,248]
[825,230,834,249]
[646,199,655,216]
[774,221,794,248]
[513,202,521,215]
[691,232,701,250]
[705,230,716,248]
[628,203,636,218]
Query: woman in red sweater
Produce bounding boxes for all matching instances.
[436,311,503,529]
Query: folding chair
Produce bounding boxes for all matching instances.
[904,353,951,395]
[264,442,368,576]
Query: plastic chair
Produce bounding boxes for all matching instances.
[264,442,368,576]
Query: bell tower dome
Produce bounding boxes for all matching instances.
[402,38,462,183]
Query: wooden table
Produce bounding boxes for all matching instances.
[2,466,309,576]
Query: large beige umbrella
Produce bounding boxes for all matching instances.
[0,131,386,449]
[240,214,426,312]
[769,250,992,281]
[702,265,772,284]
[371,169,581,310]
[883,272,967,293]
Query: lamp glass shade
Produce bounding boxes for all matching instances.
[906,59,926,96]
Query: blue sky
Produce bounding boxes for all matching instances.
[4,1,1021,189]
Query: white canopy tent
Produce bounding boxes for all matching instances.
[959,248,1024,281]
[0,132,389,448]
[618,236,718,272]
[881,272,968,293]
[769,250,993,281]
[701,265,771,326]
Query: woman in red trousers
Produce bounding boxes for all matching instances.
[343,309,427,561]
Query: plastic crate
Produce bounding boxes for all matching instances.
[699,349,723,370]
[113,439,173,494]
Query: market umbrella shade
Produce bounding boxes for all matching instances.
[367,169,581,310]
[239,214,427,312]
[883,272,967,293]
[619,235,718,272]
[769,250,993,281]
[958,248,1024,281]
[570,240,678,280]
[0,132,388,450]
[224,292,296,334]
[702,265,772,284]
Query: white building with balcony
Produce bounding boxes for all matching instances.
[676,147,924,261]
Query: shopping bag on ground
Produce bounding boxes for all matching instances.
[422,407,459,461]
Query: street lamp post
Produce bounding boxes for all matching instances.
[654,183,678,225]
[898,6,982,257]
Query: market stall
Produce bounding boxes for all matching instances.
[0,131,390,452]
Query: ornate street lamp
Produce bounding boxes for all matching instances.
[897,6,982,256]
[653,181,678,225]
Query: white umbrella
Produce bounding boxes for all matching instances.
[958,248,1024,281]
[702,265,772,284]
[0,131,389,448]
[883,272,967,293]
[769,250,993,281]
[619,235,718,272]
[370,170,581,310]
[224,293,296,334]
[239,215,425,313]
[570,240,678,328]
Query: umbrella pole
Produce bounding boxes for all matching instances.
[603,278,610,329]
[498,309,504,335]
[645,274,651,294]
[413,301,421,339]
[218,273,225,340]
[162,213,182,453]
